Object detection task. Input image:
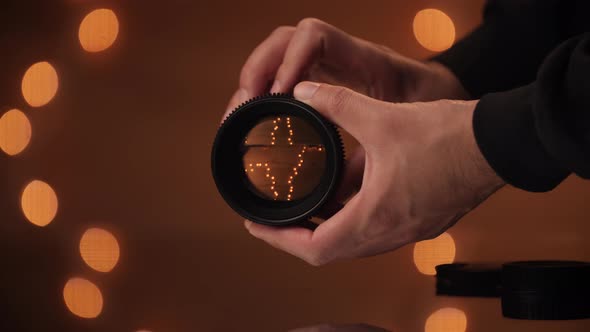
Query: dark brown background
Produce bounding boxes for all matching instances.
[1,0,589,331]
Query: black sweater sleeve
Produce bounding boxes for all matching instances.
[433,0,589,98]
[473,35,590,191]
[433,0,590,191]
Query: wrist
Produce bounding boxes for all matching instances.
[408,61,470,102]
[461,100,505,200]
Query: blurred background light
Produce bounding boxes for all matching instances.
[21,61,59,107]
[413,232,456,275]
[413,9,456,52]
[0,108,31,156]
[80,228,120,273]
[20,180,58,227]
[425,308,467,332]
[63,277,103,319]
[79,8,119,52]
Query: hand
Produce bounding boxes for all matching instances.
[245,82,505,266]
[288,324,390,332]
[223,18,468,120]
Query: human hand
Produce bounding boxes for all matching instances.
[223,18,468,120]
[288,323,390,332]
[245,82,504,266]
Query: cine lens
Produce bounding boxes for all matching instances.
[242,115,326,202]
[212,94,343,227]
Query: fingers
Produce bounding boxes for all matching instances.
[272,18,372,94]
[222,26,294,122]
[316,146,365,220]
[270,18,327,93]
[222,26,295,122]
[335,146,365,203]
[225,18,371,121]
[245,195,363,266]
[239,26,295,97]
[221,88,248,123]
[244,220,317,263]
[294,82,380,145]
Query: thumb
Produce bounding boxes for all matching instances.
[294,81,378,144]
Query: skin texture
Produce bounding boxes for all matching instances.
[225,18,504,266]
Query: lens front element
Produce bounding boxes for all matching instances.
[242,115,326,201]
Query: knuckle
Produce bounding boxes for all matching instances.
[239,64,255,87]
[307,257,324,267]
[275,63,288,78]
[297,17,325,32]
[270,25,294,37]
[306,250,329,267]
[327,87,352,115]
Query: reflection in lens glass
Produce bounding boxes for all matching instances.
[242,115,326,201]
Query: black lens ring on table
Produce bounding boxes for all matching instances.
[501,260,590,320]
[435,261,590,320]
[435,263,502,297]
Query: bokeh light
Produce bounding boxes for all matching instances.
[79,9,119,52]
[0,109,31,156]
[63,278,103,318]
[413,9,456,52]
[413,232,456,275]
[21,61,59,107]
[21,180,58,227]
[425,308,467,332]
[80,228,120,272]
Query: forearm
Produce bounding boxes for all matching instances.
[472,34,590,191]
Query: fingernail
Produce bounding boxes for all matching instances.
[294,82,320,100]
[270,80,281,93]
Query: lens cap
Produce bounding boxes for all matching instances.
[501,261,590,320]
[435,263,502,297]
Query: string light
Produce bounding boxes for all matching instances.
[21,180,58,227]
[63,278,103,319]
[21,61,59,107]
[15,6,122,326]
[0,108,32,156]
[425,308,467,332]
[413,232,456,275]
[79,228,120,273]
[244,117,325,201]
[79,9,119,52]
[413,9,456,52]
